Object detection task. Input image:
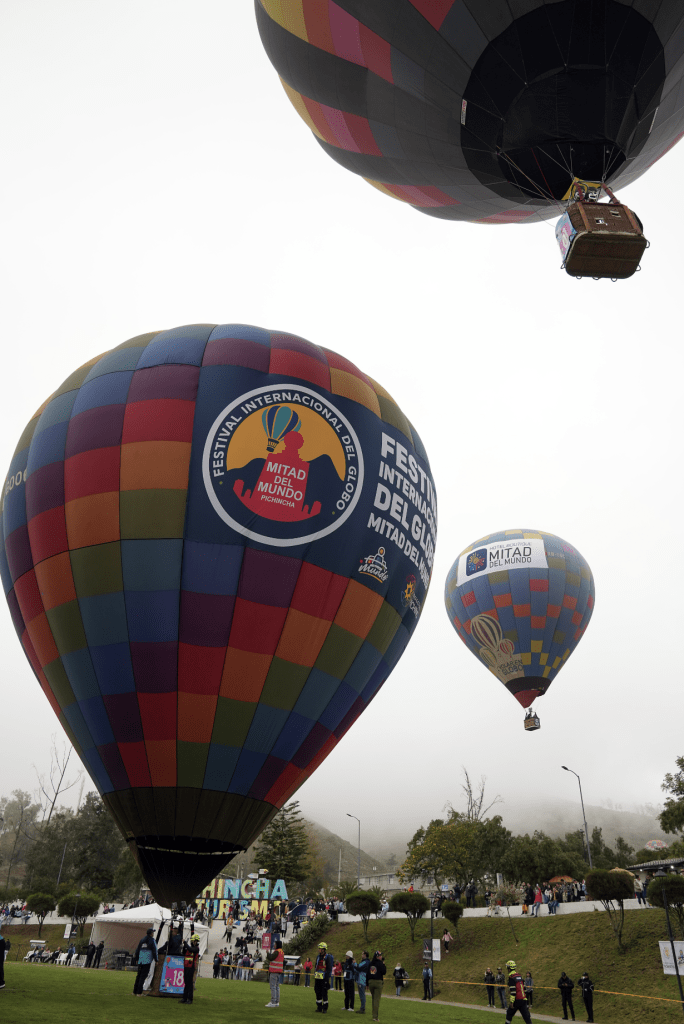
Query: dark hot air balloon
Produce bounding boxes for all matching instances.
[445,529,594,730]
[1,324,437,904]
[256,1,684,226]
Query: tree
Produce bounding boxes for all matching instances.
[346,890,381,944]
[58,892,101,937]
[254,802,311,891]
[26,893,56,937]
[441,900,464,940]
[647,875,684,940]
[400,812,511,888]
[389,891,429,942]
[34,736,82,826]
[585,869,633,950]
[0,790,41,889]
[614,837,635,869]
[501,830,583,884]
[660,756,684,836]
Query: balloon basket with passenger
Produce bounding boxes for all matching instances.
[556,180,648,281]
[523,709,541,732]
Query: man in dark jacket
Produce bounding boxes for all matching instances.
[84,941,96,968]
[579,973,594,1022]
[558,972,575,1020]
[495,969,507,1008]
[343,951,356,1010]
[367,951,386,1021]
[92,941,105,969]
[314,941,334,1013]
[484,968,496,1006]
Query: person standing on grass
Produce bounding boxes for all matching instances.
[314,942,334,1013]
[579,972,594,1022]
[496,968,507,1008]
[304,956,313,988]
[558,971,575,1020]
[356,950,370,1013]
[524,972,533,1005]
[133,928,158,996]
[484,968,496,1006]
[93,941,104,969]
[265,938,284,1007]
[367,951,386,1022]
[422,964,432,1001]
[442,927,453,953]
[343,950,356,1010]
[179,937,200,1005]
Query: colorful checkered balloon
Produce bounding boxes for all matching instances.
[445,530,594,713]
[1,324,437,905]
[256,1,684,224]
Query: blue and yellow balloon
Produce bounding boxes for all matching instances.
[445,529,595,730]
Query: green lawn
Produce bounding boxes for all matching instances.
[0,962,498,1024]
[291,910,684,1024]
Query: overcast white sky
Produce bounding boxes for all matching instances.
[1,2,681,860]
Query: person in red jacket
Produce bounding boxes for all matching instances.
[504,961,531,1023]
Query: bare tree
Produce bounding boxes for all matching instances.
[446,767,502,823]
[34,736,83,825]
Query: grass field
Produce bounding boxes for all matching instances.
[1,962,499,1024]
[291,909,684,1023]
[4,907,684,1023]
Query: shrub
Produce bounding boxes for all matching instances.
[586,869,633,949]
[283,913,331,956]
[346,891,381,944]
[647,874,684,940]
[389,891,429,942]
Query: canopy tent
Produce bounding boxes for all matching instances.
[90,904,209,959]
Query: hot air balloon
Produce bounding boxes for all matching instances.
[444,530,594,731]
[1,324,437,905]
[256,1,684,225]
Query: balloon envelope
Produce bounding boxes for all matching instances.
[256,0,684,224]
[445,529,594,709]
[1,324,437,904]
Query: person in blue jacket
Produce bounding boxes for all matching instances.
[356,951,370,1013]
[133,928,158,996]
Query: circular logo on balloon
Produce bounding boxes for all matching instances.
[202,383,364,546]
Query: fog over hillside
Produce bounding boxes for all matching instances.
[301,798,671,868]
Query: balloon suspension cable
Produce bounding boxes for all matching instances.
[497,149,557,206]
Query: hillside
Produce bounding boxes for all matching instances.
[291,909,683,1023]
[360,798,671,864]
[308,820,387,882]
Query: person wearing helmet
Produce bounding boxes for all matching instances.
[505,961,532,1023]
[314,942,334,1013]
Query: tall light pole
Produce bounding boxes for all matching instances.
[561,766,593,869]
[655,869,684,1017]
[347,814,360,889]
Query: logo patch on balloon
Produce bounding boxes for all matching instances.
[203,384,363,546]
[358,546,389,584]
[400,574,421,618]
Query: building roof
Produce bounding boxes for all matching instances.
[632,857,684,870]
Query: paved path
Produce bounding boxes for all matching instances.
[377,993,570,1021]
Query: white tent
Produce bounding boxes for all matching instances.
[90,903,209,960]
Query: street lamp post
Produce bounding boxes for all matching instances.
[70,892,81,940]
[561,766,593,869]
[655,869,684,1017]
[347,814,360,889]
